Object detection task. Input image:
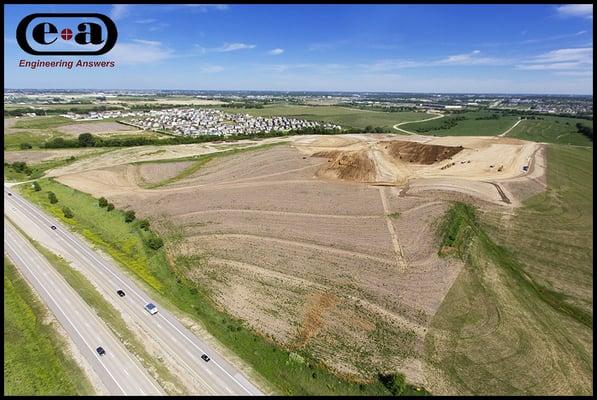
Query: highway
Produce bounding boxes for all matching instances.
[4,185,263,395]
[4,219,164,395]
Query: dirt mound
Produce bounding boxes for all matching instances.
[317,150,376,182]
[382,140,463,165]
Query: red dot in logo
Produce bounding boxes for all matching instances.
[60,28,73,41]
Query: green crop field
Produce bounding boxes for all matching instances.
[407,111,520,136]
[506,116,593,145]
[4,256,94,395]
[212,104,430,129]
[426,144,592,395]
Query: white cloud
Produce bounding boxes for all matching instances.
[200,65,225,73]
[132,39,161,46]
[436,50,506,65]
[109,41,174,65]
[556,4,593,19]
[517,47,593,73]
[268,48,284,55]
[110,5,130,20]
[183,4,229,12]
[134,18,157,24]
[214,42,256,52]
[531,47,593,64]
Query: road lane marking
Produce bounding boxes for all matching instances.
[4,239,127,395]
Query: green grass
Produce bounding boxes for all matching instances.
[17,178,424,395]
[4,256,95,395]
[426,144,592,395]
[3,131,71,150]
[211,104,430,129]
[13,116,74,129]
[14,232,187,395]
[143,142,286,188]
[409,111,519,136]
[506,116,593,145]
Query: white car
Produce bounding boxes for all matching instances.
[144,303,158,315]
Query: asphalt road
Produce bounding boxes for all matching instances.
[4,185,263,395]
[4,220,164,396]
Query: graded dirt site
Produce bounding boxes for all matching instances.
[51,133,546,392]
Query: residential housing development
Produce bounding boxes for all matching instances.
[62,108,342,137]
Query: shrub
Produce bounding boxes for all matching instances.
[19,143,32,150]
[378,373,407,396]
[48,191,58,204]
[106,203,115,211]
[32,181,41,192]
[62,206,74,218]
[146,236,164,250]
[138,219,150,230]
[98,197,108,207]
[124,210,136,223]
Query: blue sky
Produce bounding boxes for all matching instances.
[4,4,593,94]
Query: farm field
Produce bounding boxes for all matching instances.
[407,111,519,136]
[506,116,593,145]
[4,257,94,395]
[211,104,431,129]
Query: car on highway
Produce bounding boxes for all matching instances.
[50,225,57,230]
[201,354,211,362]
[7,192,12,196]
[145,303,158,315]
[96,346,106,356]
[117,290,125,297]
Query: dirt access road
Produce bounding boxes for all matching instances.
[393,113,445,135]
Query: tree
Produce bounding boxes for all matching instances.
[106,203,115,211]
[48,191,58,204]
[124,210,136,223]
[98,197,108,207]
[20,142,32,150]
[146,236,164,250]
[32,181,41,192]
[78,133,96,147]
[62,206,74,218]
[138,219,150,230]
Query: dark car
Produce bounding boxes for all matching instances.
[201,354,210,362]
[96,346,106,356]
[7,192,12,196]
[117,290,125,297]
[50,225,57,230]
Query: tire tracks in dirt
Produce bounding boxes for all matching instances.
[378,187,408,272]
[189,233,394,265]
[208,257,426,337]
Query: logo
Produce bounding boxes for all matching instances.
[16,13,117,56]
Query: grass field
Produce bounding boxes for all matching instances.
[17,178,425,396]
[506,116,593,145]
[212,104,430,129]
[425,144,593,395]
[13,116,76,129]
[4,256,94,395]
[408,111,519,136]
[4,130,71,150]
